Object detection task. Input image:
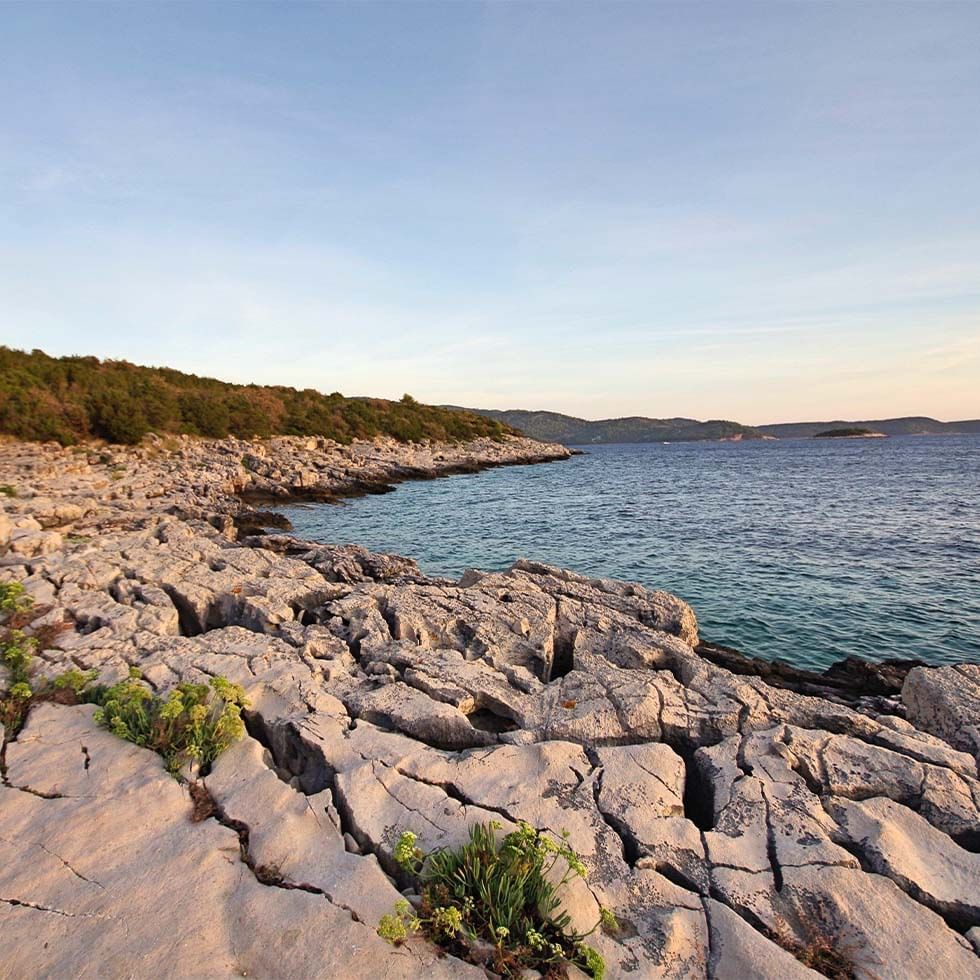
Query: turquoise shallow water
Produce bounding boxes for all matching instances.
[279,436,980,671]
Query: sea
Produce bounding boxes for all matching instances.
[278,436,980,671]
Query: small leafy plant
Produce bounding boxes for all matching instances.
[0,582,32,616]
[0,628,38,732]
[0,584,37,733]
[92,669,249,775]
[0,484,16,498]
[378,821,612,979]
[0,585,96,735]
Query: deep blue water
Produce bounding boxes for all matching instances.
[279,436,980,671]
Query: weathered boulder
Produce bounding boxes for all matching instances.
[903,664,980,760]
[780,865,980,980]
[828,795,980,929]
[704,899,820,980]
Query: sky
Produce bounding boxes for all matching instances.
[2,3,979,425]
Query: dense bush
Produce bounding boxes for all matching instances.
[0,347,513,446]
[92,670,249,775]
[378,821,612,978]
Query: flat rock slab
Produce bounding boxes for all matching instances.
[829,795,980,929]
[0,704,476,980]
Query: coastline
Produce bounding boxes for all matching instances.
[1,435,979,978]
[0,433,573,536]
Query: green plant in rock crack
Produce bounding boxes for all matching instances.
[0,581,32,616]
[91,669,249,776]
[0,586,99,735]
[378,821,614,979]
[0,586,248,776]
[0,584,37,732]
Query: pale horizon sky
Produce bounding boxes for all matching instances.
[2,2,979,425]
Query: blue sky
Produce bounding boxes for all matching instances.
[2,2,978,424]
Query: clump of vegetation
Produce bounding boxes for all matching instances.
[378,821,613,978]
[795,934,856,979]
[0,628,38,733]
[0,346,514,446]
[0,582,247,777]
[0,484,16,497]
[0,583,36,732]
[0,583,89,735]
[92,670,249,775]
[0,581,32,617]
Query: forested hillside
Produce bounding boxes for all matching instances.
[0,347,512,446]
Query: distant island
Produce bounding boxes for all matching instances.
[758,416,980,439]
[450,406,980,446]
[814,427,885,438]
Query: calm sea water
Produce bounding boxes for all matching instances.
[279,437,980,671]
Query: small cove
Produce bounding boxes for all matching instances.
[279,435,980,671]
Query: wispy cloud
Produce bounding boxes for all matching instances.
[1,2,979,421]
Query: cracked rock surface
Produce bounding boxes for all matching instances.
[1,435,979,979]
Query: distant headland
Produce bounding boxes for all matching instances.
[450,406,980,446]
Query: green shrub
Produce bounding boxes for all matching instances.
[0,484,16,497]
[0,585,38,734]
[53,668,99,696]
[0,586,98,737]
[1,629,36,686]
[87,388,149,444]
[378,821,610,978]
[0,582,247,774]
[0,606,247,778]
[91,670,249,775]
[1,627,39,733]
[0,582,31,616]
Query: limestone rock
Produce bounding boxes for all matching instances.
[704,899,820,979]
[780,865,980,980]
[0,704,474,979]
[1,434,978,979]
[903,664,980,760]
[828,795,980,929]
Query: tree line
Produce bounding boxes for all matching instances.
[0,347,513,446]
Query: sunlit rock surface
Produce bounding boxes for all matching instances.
[1,435,978,979]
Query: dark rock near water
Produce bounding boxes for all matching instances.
[696,641,925,707]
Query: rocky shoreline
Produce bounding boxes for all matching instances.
[1,434,979,979]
